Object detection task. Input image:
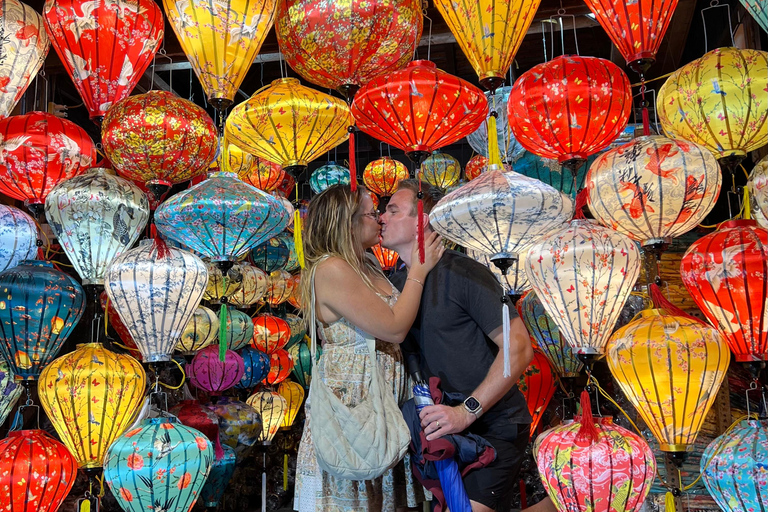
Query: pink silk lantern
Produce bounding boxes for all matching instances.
[189,345,245,395]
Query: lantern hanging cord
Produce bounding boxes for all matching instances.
[630,71,676,88]
[157,358,186,390]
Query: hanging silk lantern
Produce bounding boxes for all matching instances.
[175,306,218,356]
[169,399,225,460]
[310,163,351,194]
[515,151,594,196]
[517,350,555,435]
[102,91,218,199]
[224,142,285,193]
[275,172,296,199]
[105,239,208,363]
[236,346,271,390]
[508,56,632,173]
[225,78,353,176]
[0,112,95,216]
[465,155,488,182]
[251,314,291,354]
[163,0,274,112]
[681,219,768,362]
[0,205,38,272]
[289,341,312,388]
[467,87,525,163]
[38,343,146,468]
[101,290,141,358]
[264,348,293,386]
[701,419,768,512]
[371,242,399,272]
[246,390,286,444]
[517,292,583,378]
[363,158,410,197]
[264,269,295,307]
[287,274,302,310]
[45,168,150,285]
[421,153,461,190]
[467,249,531,297]
[229,263,268,308]
[283,314,305,349]
[277,232,301,272]
[208,397,262,458]
[222,309,254,351]
[526,220,641,357]
[203,262,244,304]
[104,417,212,512]
[277,379,304,429]
[606,310,731,453]
[0,360,23,425]
[740,0,768,33]
[0,260,84,380]
[658,47,768,166]
[748,155,768,223]
[201,444,237,508]
[251,236,290,273]
[586,136,722,247]
[0,0,49,118]
[0,429,77,512]
[189,345,245,395]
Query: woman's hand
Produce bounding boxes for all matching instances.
[409,231,445,279]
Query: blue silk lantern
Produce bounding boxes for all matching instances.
[466,86,525,164]
[208,397,262,459]
[201,443,237,508]
[0,204,38,272]
[251,235,290,273]
[235,346,271,390]
[225,308,255,351]
[277,232,300,272]
[0,260,85,379]
[513,151,592,196]
[104,417,213,512]
[310,162,351,194]
[0,360,22,425]
[283,313,306,349]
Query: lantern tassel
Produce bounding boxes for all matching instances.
[153,236,170,260]
[502,300,511,377]
[294,209,305,269]
[218,303,228,362]
[665,491,677,512]
[348,129,357,192]
[574,189,589,220]
[283,453,289,491]
[261,470,267,512]
[576,389,599,443]
[642,107,651,136]
[744,185,752,220]
[649,283,704,324]
[417,196,425,264]
[487,113,502,167]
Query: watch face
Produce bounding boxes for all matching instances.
[465,397,480,411]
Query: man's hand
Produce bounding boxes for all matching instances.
[419,404,476,441]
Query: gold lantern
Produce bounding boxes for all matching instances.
[229,263,268,307]
[176,306,219,356]
[246,390,287,445]
[264,269,295,307]
[277,379,304,430]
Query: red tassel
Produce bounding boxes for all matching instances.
[519,479,528,509]
[649,283,705,323]
[574,189,589,219]
[417,198,425,264]
[154,236,170,260]
[576,389,599,443]
[348,129,357,192]
[37,246,45,260]
[642,106,651,136]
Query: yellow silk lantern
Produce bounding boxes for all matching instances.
[606,310,730,453]
[421,153,461,190]
[176,306,219,356]
[246,390,287,445]
[229,263,268,307]
[363,157,409,197]
[277,379,304,429]
[658,47,768,165]
[264,269,295,307]
[38,343,146,468]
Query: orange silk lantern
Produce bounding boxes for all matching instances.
[363,158,409,197]
[251,314,291,354]
[518,349,556,435]
[263,348,293,386]
[371,242,399,271]
[223,142,285,193]
[465,155,488,181]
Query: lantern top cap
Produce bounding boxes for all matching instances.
[85,167,116,175]
[408,60,437,69]
[76,342,105,348]
[718,219,759,230]
[6,429,46,439]
[271,77,301,87]
[17,260,53,269]
[146,417,178,425]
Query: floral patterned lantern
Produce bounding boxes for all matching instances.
[0,205,38,272]
[681,220,768,362]
[277,232,301,272]
[514,151,593,196]
[200,444,237,508]
[264,269,295,307]
[310,163,351,194]
[466,87,525,163]
[606,310,731,453]
[277,379,304,429]
[246,391,286,444]
[105,239,208,363]
[251,236,290,273]
[0,112,96,216]
[465,155,488,181]
[0,0,49,118]
[44,168,150,285]
[363,158,410,197]
[371,242,399,272]
[467,248,531,297]
[235,346,271,390]
[224,142,285,193]
[208,397,262,458]
[169,399,224,460]
[749,155,768,223]
[0,360,23,425]
[739,0,768,33]
[0,260,84,380]
[229,263,268,307]
[275,172,296,199]
[251,314,291,354]
[289,341,312,388]
[38,343,146,469]
[526,220,641,357]
[101,290,141,358]
[286,274,302,309]
[518,350,555,435]
[421,153,461,190]
[264,348,293,386]
[175,306,219,356]
[203,262,244,304]
[283,314,305,349]
[0,429,77,512]
[104,417,212,512]
[189,345,245,395]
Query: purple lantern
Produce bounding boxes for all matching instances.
[189,345,245,395]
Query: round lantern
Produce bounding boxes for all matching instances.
[104,417,212,512]
[289,341,312,388]
[251,314,291,354]
[0,204,38,272]
[467,248,531,297]
[101,91,218,199]
[275,172,296,199]
[0,429,77,512]
[278,232,301,272]
[283,314,306,349]
[175,306,219,356]
[526,220,641,356]
[251,236,290,273]
[208,397,263,458]
[203,262,244,304]
[246,390,287,445]
[286,273,302,309]
[277,379,305,429]
[508,56,632,172]
[223,309,254,351]
[466,87,525,163]
[0,360,23,425]
[740,0,768,33]
[38,343,146,468]
[371,242,399,272]
[104,239,208,363]
[517,350,555,435]
[201,444,237,508]
[681,220,768,362]
[224,143,285,193]
[363,158,410,197]
[606,310,731,453]
[170,399,225,460]
[310,163,351,194]
[0,112,96,215]
[421,153,461,190]
[0,260,85,380]
[45,168,150,285]
[264,348,293,386]
[748,155,768,222]
[515,151,594,196]
[658,47,768,165]
[236,346,271,390]
[189,345,245,395]
[465,155,488,181]
[586,136,722,247]
[229,263,268,307]
[264,269,295,307]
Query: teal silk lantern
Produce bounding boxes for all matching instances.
[0,260,84,379]
[225,308,255,351]
[235,346,271,390]
[513,151,593,196]
[0,360,22,425]
[251,236,290,273]
[310,162,351,194]
[277,232,300,272]
[201,443,237,508]
[0,204,39,272]
[289,341,313,388]
[104,417,213,512]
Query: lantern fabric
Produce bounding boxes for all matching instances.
[310,163,351,194]
[101,290,141,357]
[201,444,237,508]
[38,342,146,468]
[0,0,49,119]
[251,314,291,354]
[680,219,768,362]
[740,0,768,33]
[276,172,296,199]
[517,350,556,435]
[289,341,312,388]
[207,397,262,458]
[287,273,302,309]
[0,204,38,272]
[586,136,722,246]
[236,346,271,390]
[246,390,287,444]
[43,0,163,120]
[264,348,293,385]
[203,262,244,304]
[421,153,461,190]
[264,269,295,307]
[101,91,218,193]
[465,155,488,181]
[251,236,290,273]
[278,379,305,429]
[0,112,96,211]
[363,158,409,197]
[189,346,245,395]
[0,260,85,380]
[0,429,77,512]
[606,309,731,452]
[352,60,487,159]
[657,47,768,161]
[163,0,275,107]
[104,239,208,363]
[749,155,768,222]
[169,399,224,460]
[176,306,218,356]
[467,248,531,296]
[284,314,306,349]
[275,0,422,94]
[508,56,632,165]
[278,232,301,272]
[229,263,268,307]
[466,87,525,163]
[371,242,399,272]
[104,417,213,512]
[223,142,285,193]
[224,309,254,351]
[515,151,592,196]
[44,168,150,285]
[0,360,23,426]
[526,220,641,356]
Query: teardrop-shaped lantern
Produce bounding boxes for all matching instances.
[606,310,731,453]
[169,399,224,460]
[515,151,592,196]
[246,390,286,444]
[251,236,290,273]
[0,260,85,380]
[0,204,38,272]
[189,345,245,395]
[264,348,293,386]
[176,306,219,356]
[223,142,285,193]
[526,220,641,356]
[236,346,271,390]
[363,158,410,197]
[421,153,461,190]
[251,314,291,354]
[229,263,268,307]
[207,397,262,458]
[371,242,399,272]
[38,343,146,469]
[264,269,295,307]
[277,379,304,429]
[310,163,351,194]
[739,0,768,33]
[518,350,555,435]
[289,341,312,388]
[0,0,49,118]
[466,87,525,163]
[105,239,208,362]
[0,360,23,425]
[201,444,237,508]
[45,168,150,285]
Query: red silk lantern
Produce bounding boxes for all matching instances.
[363,158,409,197]
[465,155,488,181]
[518,349,556,436]
[508,56,632,172]
[371,242,399,271]
[251,314,291,354]
[0,111,95,216]
[275,172,296,199]
[680,219,768,362]
[43,0,164,120]
[264,348,293,385]
[169,399,225,460]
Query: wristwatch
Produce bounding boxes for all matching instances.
[463,396,483,418]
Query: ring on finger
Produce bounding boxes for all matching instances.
[435,421,440,429]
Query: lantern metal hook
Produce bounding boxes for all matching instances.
[424,13,434,62]
[31,66,48,113]
[701,0,735,52]
[745,378,767,419]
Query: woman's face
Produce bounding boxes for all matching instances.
[353,192,381,249]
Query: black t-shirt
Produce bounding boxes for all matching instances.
[391,250,532,436]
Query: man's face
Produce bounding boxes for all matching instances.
[380,189,418,250]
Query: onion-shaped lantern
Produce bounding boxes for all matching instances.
[606,310,731,453]
[0,260,85,380]
[200,444,237,509]
[363,158,409,197]
[189,345,245,395]
[251,314,291,354]
[104,417,212,512]
[0,360,23,425]
[224,143,284,193]
[289,341,312,388]
[739,0,768,33]
[514,151,594,196]
[229,263,268,307]
[467,248,531,297]
[38,343,146,469]
[283,314,306,349]
[264,348,293,386]
[169,399,224,460]
[236,346,271,390]
[203,262,244,304]
[176,306,218,356]
[421,153,461,190]
[465,155,488,181]
[371,242,399,272]
[251,236,290,273]
[45,168,150,285]
[681,219,768,362]
[466,87,525,163]
[208,397,262,458]
[277,379,304,429]
[526,220,641,357]
[264,269,295,307]
[246,390,286,445]
[518,350,556,435]
[310,163,351,194]
[0,205,38,272]
[0,429,77,512]
[586,136,722,247]
[105,239,208,363]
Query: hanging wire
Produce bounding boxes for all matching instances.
[701,0,736,52]
[424,11,433,62]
